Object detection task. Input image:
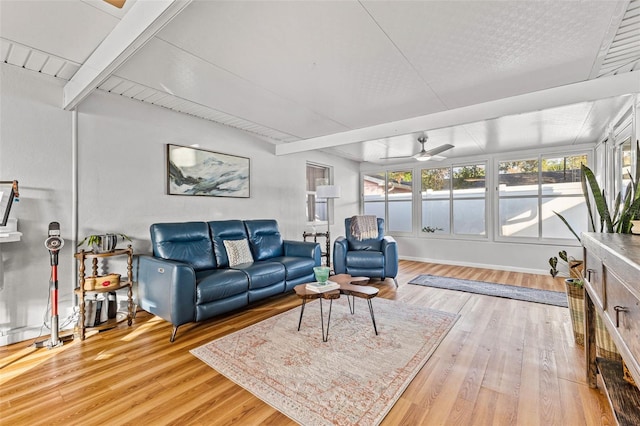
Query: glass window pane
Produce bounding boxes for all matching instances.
[422,200,450,233]
[542,196,587,239]
[498,160,538,196]
[620,137,633,196]
[306,163,329,222]
[388,201,412,232]
[422,167,450,194]
[499,197,539,237]
[541,154,586,195]
[306,164,327,191]
[306,194,315,222]
[453,164,486,193]
[363,172,386,223]
[363,172,386,198]
[453,199,485,235]
[388,170,412,232]
[315,199,327,222]
[364,202,385,222]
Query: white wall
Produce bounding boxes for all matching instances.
[0,65,360,345]
[396,236,583,275]
[0,64,74,345]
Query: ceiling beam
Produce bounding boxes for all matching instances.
[62,0,192,110]
[275,70,640,156]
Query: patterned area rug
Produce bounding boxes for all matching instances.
[191,298,458,425]
[409,274,568,308]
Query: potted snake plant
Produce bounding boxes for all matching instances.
[553,142,639,357]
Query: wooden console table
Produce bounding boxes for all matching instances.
[582,233,640,425]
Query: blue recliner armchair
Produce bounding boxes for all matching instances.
[333,217,399,287]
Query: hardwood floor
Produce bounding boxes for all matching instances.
[1,260,614,425]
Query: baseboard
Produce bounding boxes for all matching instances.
[398,255,548,276]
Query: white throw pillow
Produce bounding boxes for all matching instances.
[224,239,254,267]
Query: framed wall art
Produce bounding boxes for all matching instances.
[167,144,250,198]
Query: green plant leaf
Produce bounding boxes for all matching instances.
[580,165,596,232]
[553,210,582,242]
[559,250,568,262]
[582,164,613,232]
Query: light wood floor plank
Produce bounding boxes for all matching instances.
[0,260,614,425]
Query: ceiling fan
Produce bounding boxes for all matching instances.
[380,133,454,162]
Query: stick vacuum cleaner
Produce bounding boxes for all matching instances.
[35,222,73,348]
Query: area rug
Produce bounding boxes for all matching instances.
[191,298,458,426]
[409,274,568,308]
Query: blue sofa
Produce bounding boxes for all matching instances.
[136,219,321,341]
[333,217,399,287]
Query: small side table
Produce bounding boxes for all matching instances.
[294,275,377,342]
[294,284,340,342]
[303,231,330,267]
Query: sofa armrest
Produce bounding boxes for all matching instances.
[333,236,348,274]
[283,240,321,265]
[136,255,196,327]
[381,236,399,278]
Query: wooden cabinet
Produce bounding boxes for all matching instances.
[74,246,133,340]
[582,233,640,425]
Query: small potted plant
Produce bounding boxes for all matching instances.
[549,250,583,279]
[78,233,131,253]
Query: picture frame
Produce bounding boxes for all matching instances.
[167,144,250,198]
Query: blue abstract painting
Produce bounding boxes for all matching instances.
[167,144,250,198]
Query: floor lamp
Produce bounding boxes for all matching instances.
[316,184,341,267]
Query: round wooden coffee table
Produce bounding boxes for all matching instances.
[294,274,378,341]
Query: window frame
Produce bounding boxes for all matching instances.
[306,162,333,225]
[493,148,591,245]
[361,170,415,237]
[419,161,489,240]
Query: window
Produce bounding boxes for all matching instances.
[497,153,587,240]
[362,170,413,233]
[421,163,486,236]
[363,172,386,221]
[421,167,450,233]
[613,123,633,200]
[306,163,330,223]
[387,171,413,233]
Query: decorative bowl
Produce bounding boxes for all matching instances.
[313,266,330,284]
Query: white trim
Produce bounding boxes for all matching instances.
[63,0,191,110]
[399,255,547,276]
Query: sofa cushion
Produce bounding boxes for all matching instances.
[195,269,249,304]
[208,220,249,268]
[224,239,254,266]
[270,256,316,280]
[244,220,284,261]
[150,222,216,271]
[232,260,285,290]
[346,251,384,269]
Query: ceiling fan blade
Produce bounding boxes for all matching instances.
[103,0,126,8]
[425,144,454,156]
[379,155,413,160]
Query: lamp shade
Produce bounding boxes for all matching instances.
[316,185,341,199]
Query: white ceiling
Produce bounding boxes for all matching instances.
[1,0,639,164]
